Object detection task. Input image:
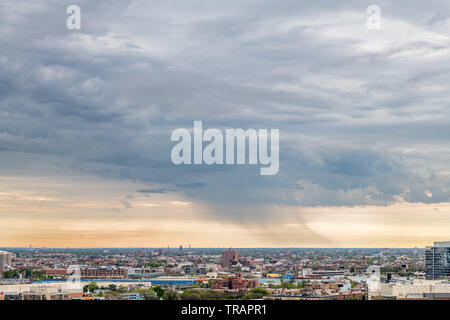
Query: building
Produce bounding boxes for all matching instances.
[71,293,95,300]
[22,291,70,300]
[312,270,346,277]
[0,282,83,300]
[0,250,13,268]
[426,241,450,280]
[80,267,128,280]
[222,248,238,268]
[374,281,450,300]
[210,273,258,291]
[44,269,68,278]
[0,250,14,281]
[184,266,206,275]
[122,293,143,300]
[0,292,21,300]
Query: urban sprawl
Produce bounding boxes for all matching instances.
[1,241,450,301]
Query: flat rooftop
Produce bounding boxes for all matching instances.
[434,241,450,247]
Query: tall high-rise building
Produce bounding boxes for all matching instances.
[425,241,450,280]
[222,248,238,268]
[0,250,13,269]
[0,250,13,280]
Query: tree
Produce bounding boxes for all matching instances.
[280,281,295,289]
[243,288,269,300]
[84,281,98,293]
[203,290,224,300]
[153,286,165,298]
[3,270,19,279]
[252,288,269,295]
[117,286,128,294]
[162,289,179,300]
[137,288,157,299]
[146,260,165,268]
[180,290,201,300]
[107,284,117,292]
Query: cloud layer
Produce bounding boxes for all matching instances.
[0,0,450,226]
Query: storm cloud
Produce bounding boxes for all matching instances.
[1,0,450,223]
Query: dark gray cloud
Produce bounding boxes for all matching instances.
[0,0,449,222]
[136,189,174,194]
[175,182,207,189]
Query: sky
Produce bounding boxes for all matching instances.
[0,0,450,248]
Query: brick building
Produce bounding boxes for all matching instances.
[222,248,238,268]
[210,273,258,291]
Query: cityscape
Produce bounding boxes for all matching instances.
[1,242,450,301]
[1,0,450,313]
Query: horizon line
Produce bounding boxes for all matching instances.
[0,246,426,250]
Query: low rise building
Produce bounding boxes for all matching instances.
[373,280,450,300]
[210,273,258,292]
[80,267,128,279]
